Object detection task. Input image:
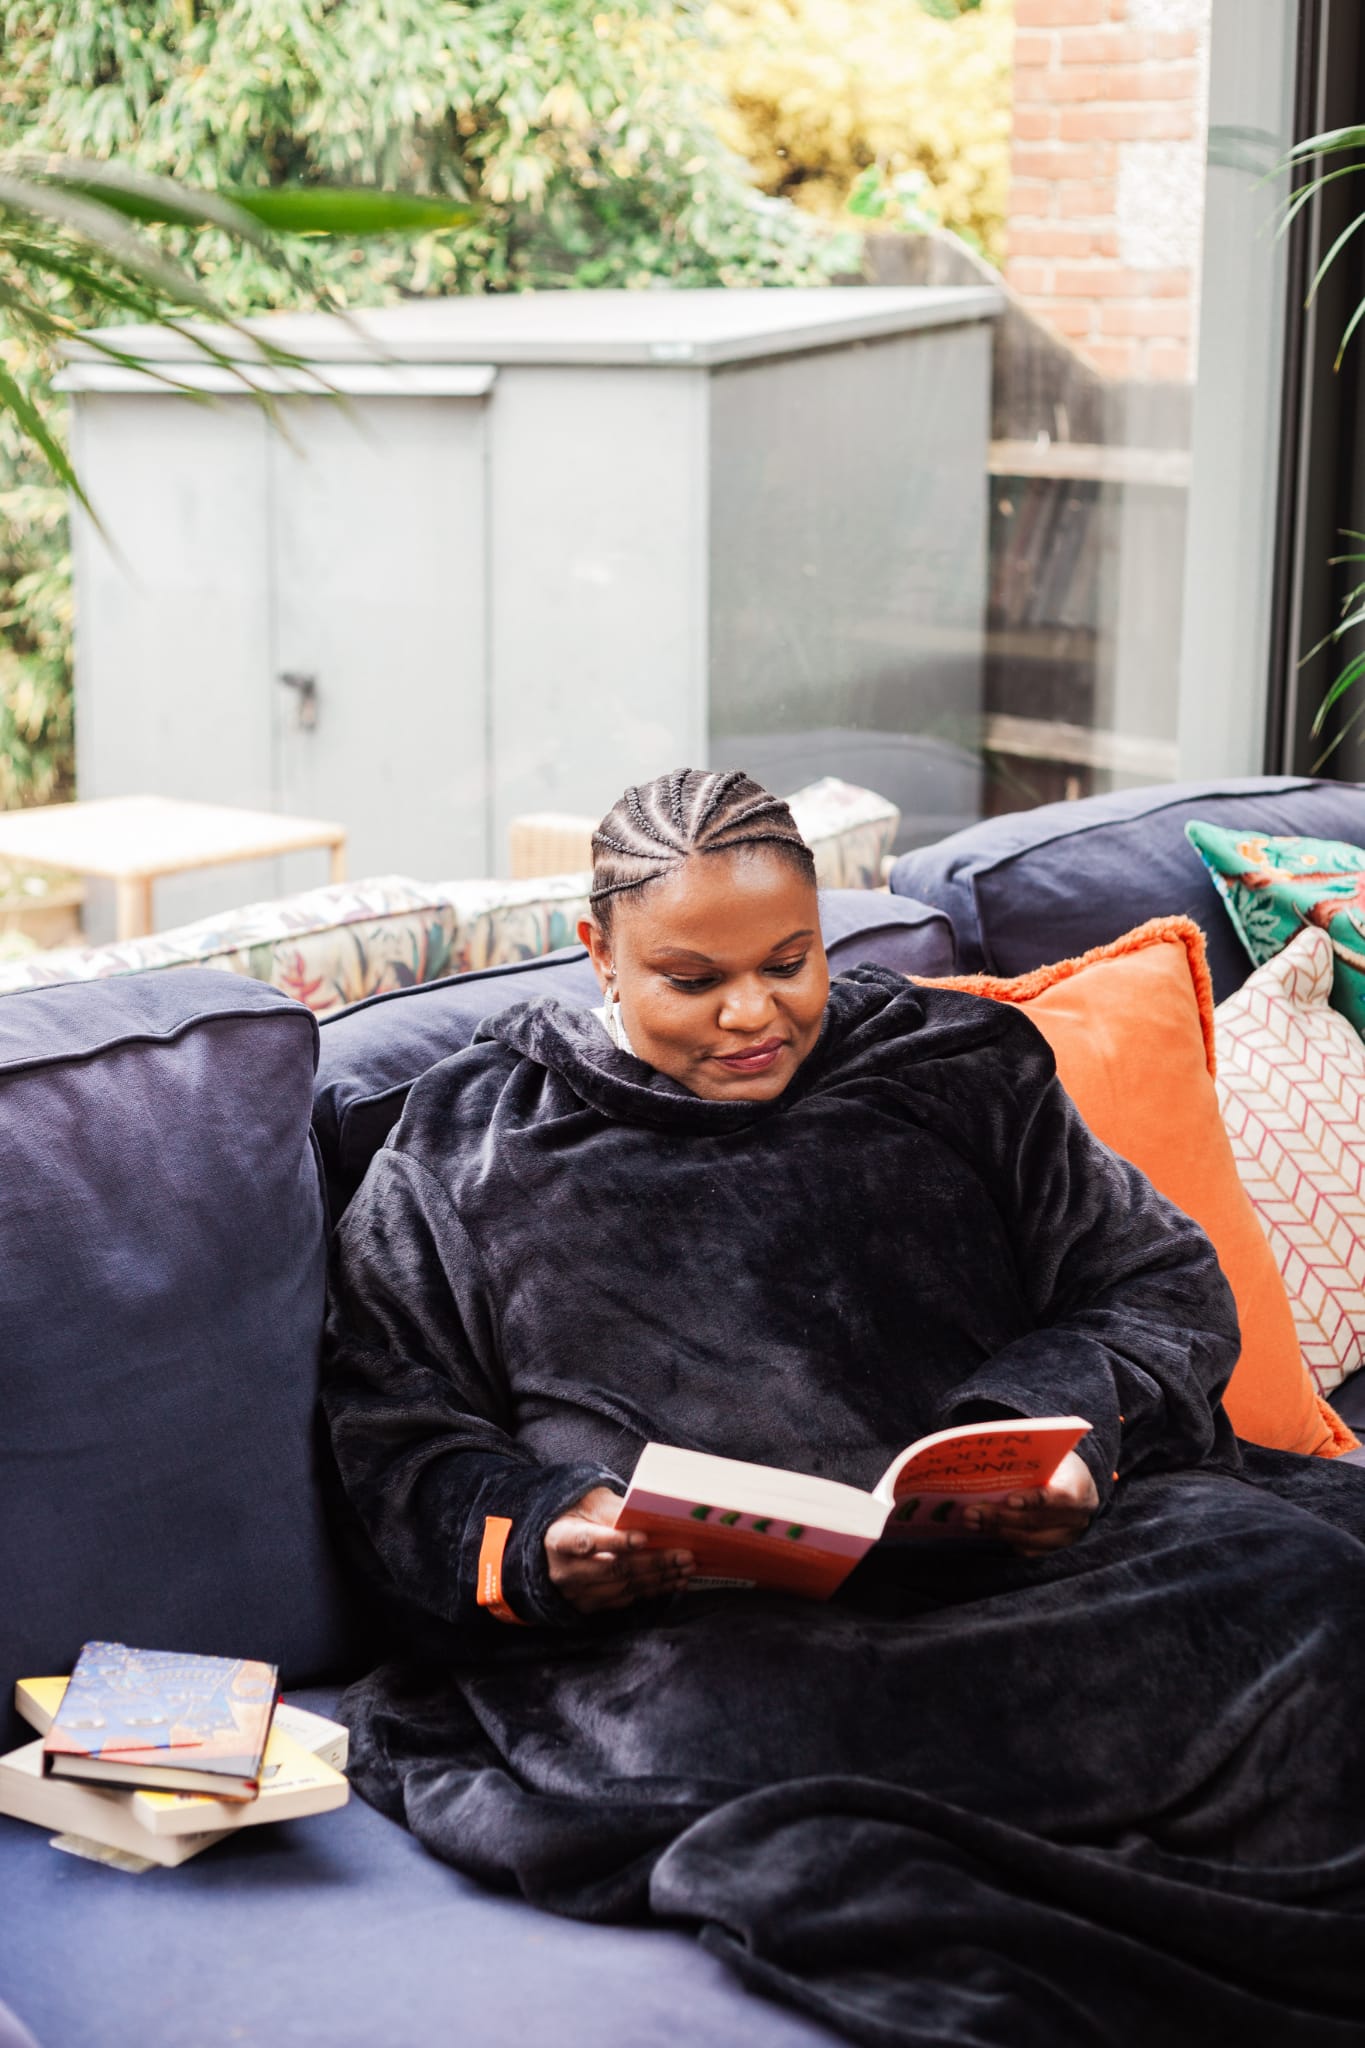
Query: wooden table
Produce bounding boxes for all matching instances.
[0,795,347,941]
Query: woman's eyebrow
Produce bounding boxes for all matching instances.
[651,929,816,966]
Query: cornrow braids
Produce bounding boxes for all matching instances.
[588,768,816,935]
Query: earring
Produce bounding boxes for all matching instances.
[602,975,631,1053]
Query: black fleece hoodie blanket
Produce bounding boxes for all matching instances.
[322,967,1365,2048]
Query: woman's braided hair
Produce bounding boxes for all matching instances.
[589,769,816,936]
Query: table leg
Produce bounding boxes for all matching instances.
[329,840,347,886]
[115,875,154,941]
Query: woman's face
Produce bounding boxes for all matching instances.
[579,848,830,1101]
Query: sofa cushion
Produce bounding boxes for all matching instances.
[313,891,955,1219]
[0,876,463,1017]
[1333,1365,1365,1430]
[0,970,356,1693]
[1186,822,1365,1035]
[889,776,1365,1000]
[0,1686,836,2048]
[1213,927,1365,1398]
[920,918,1354,1459]
[0,2000,39,2048]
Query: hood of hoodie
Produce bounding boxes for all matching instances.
[472,965,935,1134]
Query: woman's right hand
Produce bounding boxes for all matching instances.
[544,1485,696,1614]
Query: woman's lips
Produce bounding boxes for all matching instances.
[713,1038,787,1073]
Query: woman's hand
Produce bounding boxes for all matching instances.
[544,1485,696,1614]
[964,1451,1100,1557]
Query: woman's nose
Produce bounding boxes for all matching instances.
[717,978,777,1034]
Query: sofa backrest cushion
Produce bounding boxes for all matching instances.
[0,970,356,1697]
[919,918,1352,1459]
[888,776,1365,1001]
[314,889,955,1219]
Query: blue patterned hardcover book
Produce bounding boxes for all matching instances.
[41,1641,277,1799]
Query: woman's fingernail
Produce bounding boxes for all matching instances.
[628,1531,647,1547]
[1007,1495,1026,1510]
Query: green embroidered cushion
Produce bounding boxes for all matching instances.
[1185,821,1365,1035]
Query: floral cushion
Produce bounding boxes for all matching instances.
[787,777,900,889]
[433,871,591,973]
[0,877,461,1018]
[0,783,897,1019]
[0,873,601,1020]
[1186,822,1365,1035]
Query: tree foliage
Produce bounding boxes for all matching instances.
[705,0,1013,264]
[3,0,848,305]
[0,0,852,809]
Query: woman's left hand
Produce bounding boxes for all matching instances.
[964,1450,1101,1557]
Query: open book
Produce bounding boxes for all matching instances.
[617,1416,1091,1599]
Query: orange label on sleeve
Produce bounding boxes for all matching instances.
[476,1515,526,1625]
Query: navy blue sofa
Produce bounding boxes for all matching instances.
[2,804,1363,2048]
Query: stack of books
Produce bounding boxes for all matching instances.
[0,1640,348,1871]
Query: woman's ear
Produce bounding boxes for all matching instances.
[577,916,613,994]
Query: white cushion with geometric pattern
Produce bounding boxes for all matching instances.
[1214,924,1365,1395]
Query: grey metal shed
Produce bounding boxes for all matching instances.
[61,285,1001,925]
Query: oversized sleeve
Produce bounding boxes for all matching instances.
[320,1145,616,1637]
[936,1010,1243,1506]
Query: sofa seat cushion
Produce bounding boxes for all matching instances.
[889,776,1365,1000]
[313,892,955,1219]
[0,1687,837,2048]
[0,970,356,1695]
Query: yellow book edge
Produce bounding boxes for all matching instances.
[13,1677,348,1838]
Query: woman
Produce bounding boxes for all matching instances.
[323,769,1365,2048]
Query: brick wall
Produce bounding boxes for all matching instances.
[1006,0,1212,382]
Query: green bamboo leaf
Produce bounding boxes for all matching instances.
[2,245,167,324]
[1273,164,1365,239]
[1301,607,1365,664]
[1281,124,1365,164]
[0,169,224,314]
[1311,698,1365,771]
[10,155,278,254]
[1310,650,1365,733]
[1335,291,1365,369]
[221,187,478,235]
[1306,207,1365,305]
[0,360,99,530]
[13,161,476,241]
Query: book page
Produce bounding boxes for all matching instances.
[624,1443,885,1538]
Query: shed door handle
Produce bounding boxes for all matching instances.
[278,671,318,730]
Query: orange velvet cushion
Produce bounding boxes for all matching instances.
[920,917,1356,1458]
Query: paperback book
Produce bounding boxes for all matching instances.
[617,1416,1091,1599]
[4,1680,349,1866]
[41,1642,277,1798]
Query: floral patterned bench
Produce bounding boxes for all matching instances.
[0,778,899,1020]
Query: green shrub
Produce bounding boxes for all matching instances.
[705,0,1013,264]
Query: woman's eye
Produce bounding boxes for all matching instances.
[663,956,806,993]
